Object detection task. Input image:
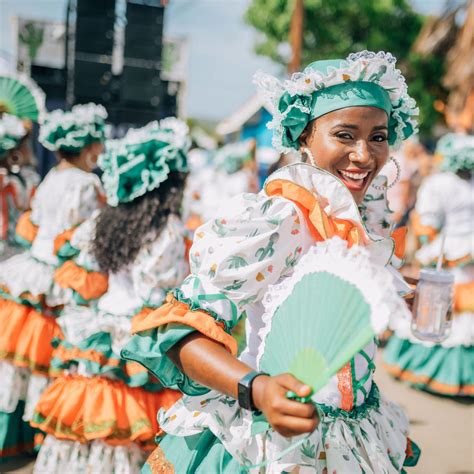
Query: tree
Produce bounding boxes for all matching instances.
[245,0,447,137]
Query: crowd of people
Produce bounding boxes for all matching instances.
[0,49,471,473]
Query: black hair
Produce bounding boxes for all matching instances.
[91,171,187,273]
[57,149,82,162]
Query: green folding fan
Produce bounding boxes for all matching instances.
[257,237,404,401]
[0,73,45,122]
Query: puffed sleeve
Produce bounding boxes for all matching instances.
[57,173,104,231]
[132,215,189,310]
[54,214,108,305]
[122,191,307,395]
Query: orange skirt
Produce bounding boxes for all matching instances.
[31,375,181,449]
[0,297,62,375]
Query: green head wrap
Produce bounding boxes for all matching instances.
[436,133,474,173]
[0,114,26,159]
[255,51,418,152]
[39,103,107,153]
[99,117,191,206]
[214,139,254,174]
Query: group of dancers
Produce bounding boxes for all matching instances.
[0,49,471,473]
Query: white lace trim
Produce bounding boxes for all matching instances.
[23,374,50,421]
[0,361,29,412]
[34,435,146,474]
[39,103,107,151]
[254,50,419,153]
[0,362,49,416]
[256,237,406,370]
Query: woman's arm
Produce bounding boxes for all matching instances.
[168,333,319,437]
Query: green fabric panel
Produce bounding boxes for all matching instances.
[384,335,474,392]
[153,430,242,474]
[51,332,161,390]
[56,241,80,266]
[13,235,32,250]
[0,402,36,462]
[121,324,210,396]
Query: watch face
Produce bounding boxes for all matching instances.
[238,381,251,410]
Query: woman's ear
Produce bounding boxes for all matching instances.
[299,128,309,148]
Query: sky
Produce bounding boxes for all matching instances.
[0,0,448,123]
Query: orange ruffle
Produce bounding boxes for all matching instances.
[391,226,407,260]
[54,260,108,301]
[384,363,474,396]
[32,375,181,449]
[454,281,474,313]
[132,294,238,356]
[0,297,62,374]
[265,179,367,246]
[53,227,77,255]
[15,210,38,244]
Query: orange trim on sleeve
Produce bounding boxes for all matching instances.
[15,210,38,243]
[131,294,238,356]
[391,226,407,260]
[53,227,77,255]
[265,179,367,246]
[54,260,108,301]
[454,281,474,313]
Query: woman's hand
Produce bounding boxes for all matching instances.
[252,374,319,437]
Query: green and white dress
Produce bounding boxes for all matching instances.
[123,163,420,473]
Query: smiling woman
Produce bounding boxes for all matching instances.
[122,51,420,474]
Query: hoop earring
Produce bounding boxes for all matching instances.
[372,156,401,190]
[7,152,22,174]
[85,153,97,170]
[301,147,317,167]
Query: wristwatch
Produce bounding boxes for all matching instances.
[237,371,266,412]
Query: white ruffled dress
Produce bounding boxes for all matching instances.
[0,167,103,459]
[124,163,418,473]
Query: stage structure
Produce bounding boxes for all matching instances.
[21,0,179,127]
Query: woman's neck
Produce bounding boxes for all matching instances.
[56,157,90,173]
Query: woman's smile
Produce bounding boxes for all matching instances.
[337,168,373,193]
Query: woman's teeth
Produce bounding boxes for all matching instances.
[339,170,370,181]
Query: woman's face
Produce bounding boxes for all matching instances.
[300,106,389,203]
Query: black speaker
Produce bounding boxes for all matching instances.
[122,65,164,106]
[74,59,113,103]
[31,65,67,102]
[124,2,164,62]
[75,0,116,56]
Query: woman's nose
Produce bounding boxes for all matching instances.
[349,140,372,165]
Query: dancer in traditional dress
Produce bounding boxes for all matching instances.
[0,71,45,259]
[0,114,39,258]
[384,133,474,397]
[0,103,107,462]
[31,118,190,473]
[123,51,420,473]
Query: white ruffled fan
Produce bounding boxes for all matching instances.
[257,237,405,400]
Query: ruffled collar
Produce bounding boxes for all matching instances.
[264,162,395,266]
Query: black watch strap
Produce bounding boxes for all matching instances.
[237,371,266,412]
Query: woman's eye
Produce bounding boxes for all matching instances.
[372,134,388,142]
[336,132,353,140]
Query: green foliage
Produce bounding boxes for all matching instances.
[245,0,447,136]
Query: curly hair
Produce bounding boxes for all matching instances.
[92,171,187,273]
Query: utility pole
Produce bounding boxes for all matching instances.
[288,0,304,74]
